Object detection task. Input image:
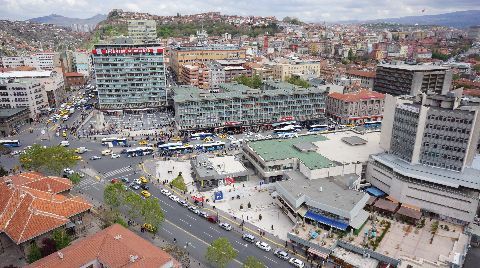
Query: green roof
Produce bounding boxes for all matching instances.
[248,135,336,170]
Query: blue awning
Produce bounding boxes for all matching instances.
[304,211,348,231]
[365,186,386,197]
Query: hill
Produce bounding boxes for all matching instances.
[337,10,480,29]
[28,14,107,32]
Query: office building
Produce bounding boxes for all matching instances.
[173,81,328,130]
[92,43,167,110]
[273,61,321,81]
[0,79,48,119]
[326,90,385,125]
[367,90,480,223]
[127,19,157,44]
[374,64,452,96]
[170,45,246,77]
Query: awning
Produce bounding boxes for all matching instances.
[396,206,422,220]
[349,209,370,230]
[304,211,348,231]
[365,186,386,197]
[307,247,330,259]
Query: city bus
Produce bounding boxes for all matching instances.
[273,125,302,133]
[277,132,298,139]
[125,147,154,157]
[190,132,215,140]
[307,124,328,132]
[0,140,21,147]
[200,141,225,151]
[271,120,296,129]
[364,121,382,129]
[101,137,128,147]
[167,144,194,154]
[158,142,183,151]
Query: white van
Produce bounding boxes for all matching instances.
[60,141,70,147]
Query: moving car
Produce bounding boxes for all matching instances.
[274,249,290,260]
[255,241,271,252]
[72,155,82,160]
[129,183,140,190]
[160,189,171,195]
[207,215,219,223]
[288,258,304,268]
[139,176,148,184]
[121,177,130,183]
[141,190,151,198]
[133,178,141,185]
[63,168,74,175]
[138,140,148,145]
[110,178,119,184]
[219,222,232,231]
[101,149,112,156]
[141,184,149,190]
[90,155,101,160]
[142,223,157,233]
[59,141,70,147]
[111,153,120,159]
[242,233,255,243]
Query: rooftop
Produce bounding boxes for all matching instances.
[328,90,385,102]
[27,224,178,268]
[378,63,448,71]
[0,70,52,78]
[346,69,376,78]
[248,134,335,170]
[64,72,84,77]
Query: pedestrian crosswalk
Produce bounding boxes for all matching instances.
[102,166,133,179]
[76,177,99,190]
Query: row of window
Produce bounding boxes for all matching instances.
[423,133,470,143]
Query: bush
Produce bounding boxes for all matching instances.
[171,173,187,192]
[27,243,42,264]
[373,221,391,250]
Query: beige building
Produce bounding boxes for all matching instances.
[179,64,210,90]
[127,19,157,44]
[273,61,321,81]
[170,45,246,76]
[326,90,385,125]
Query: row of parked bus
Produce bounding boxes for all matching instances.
[272,120,382,137]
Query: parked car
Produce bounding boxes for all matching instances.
[274,249,290,260]
[179,200,188,207]
[141,184,149,190]
[141,190,151,198]
[129,183,140,190]
[111,153,120,159]
[90,155,101,160]
[133,178,141,184]
[255,241,271,252]
[207,215,219,223]
[121,177,130,183]
[198,211,208,218]
[219,222,232,231]
[169,195,179,202]
[242,233,255,243]
[63,168,74,175]
[160,189,171,195]
[142,223,157,233]
[288,258,304,268]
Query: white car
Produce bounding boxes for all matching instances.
[160,189,171,195]
[133,178,141,185]
[219,222,232,231]
[255,241,271,252]
[288,258,304,268]
[63,168,74,175]
[111,153,120,159]
[179,200,188,207]
[169,195,179,202]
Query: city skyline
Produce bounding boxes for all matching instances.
[1,0,479,22]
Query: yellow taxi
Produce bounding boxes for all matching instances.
[139,140,148,146]
[72,155,82,160]
[141,190,151,198]
[204,137,214,143]
[62,131,67,138]
[171,136,182,142]
[140,176,148,184]
[142,223,157,233]
[345,124,355,128]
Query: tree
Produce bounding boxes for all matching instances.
[27,243,42,264]
[286,76,310,88]
[99,208,127,228]
[40,237,56,257]
[68,173,81,184]
[19,145,77,175]
[205,237,238,268]
[124,191,143,219]
[141,198,165,234]
[234,75,262,89]
[243,256,265,268]
[0,166,8,177]
[52,229,71,250]
[171,173,187,191]
[103,182,127,209]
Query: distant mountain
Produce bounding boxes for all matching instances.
[28,14,107,31]
[336,10,480,29]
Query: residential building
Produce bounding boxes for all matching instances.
[72,51,92,77]
[273,61,321,81]
[0,107,30,136]
[173,81,328,130]
[127,19,157,44]
[345,69,375,89]
[367,90,480,223]
[92,43,167,110]
[170,45,246,76]
[64,72,86,89]
[326,90,385,125]
[27,224,178,268]
[215,59,251,82]
[179,64,210,90]
[0,79,48,119]
[207,61,226,91]
[374,64,452,96]
[1,53,59,71]
[0,172,92,247]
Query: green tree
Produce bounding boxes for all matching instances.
[52,229,71,250]
[99,209,127,228]
[234,75,262,89]
[171,173,187,191]
[27,243,42,264]
[243,256,265,268]
[205,237,238,268]
[124,191,144,219]
[68,173,81,184]
[141,198,165,234]
[19,145,77,175]
[286,76,310,88]
[103,182,127,209]
[0,166,8,177]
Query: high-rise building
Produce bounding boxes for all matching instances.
[367,89,480,223]
[92,43,167,110]
[374,64,452,96]
[127,20,157,44]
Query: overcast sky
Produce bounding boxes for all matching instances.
[1,0,478,22]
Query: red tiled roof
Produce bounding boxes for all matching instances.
[64,72,84,77]
[0,172,92,244]
[346,69,376,78]
[28,224,179,268]
[329,90,385,102]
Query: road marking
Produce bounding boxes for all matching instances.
[263,256,278,264]
[158,199,175,209]
[184,214,197,221]
[178,218,192,227]
[203,232,213,238]
[164,229,173,235]
[234,240,247,247]
[102,166,133,178]
[209,226,221,234]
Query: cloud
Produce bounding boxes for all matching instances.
[0,0,478,21]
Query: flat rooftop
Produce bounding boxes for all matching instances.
[248,135,335,170]
[314,131,383,164]
[209,155,248,175]
[378,64,448,71]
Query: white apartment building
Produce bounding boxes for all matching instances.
[73,51,92,77]
[0,79,48,119]
[0,53,59,71]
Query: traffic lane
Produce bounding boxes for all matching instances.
[146,186,289,268]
